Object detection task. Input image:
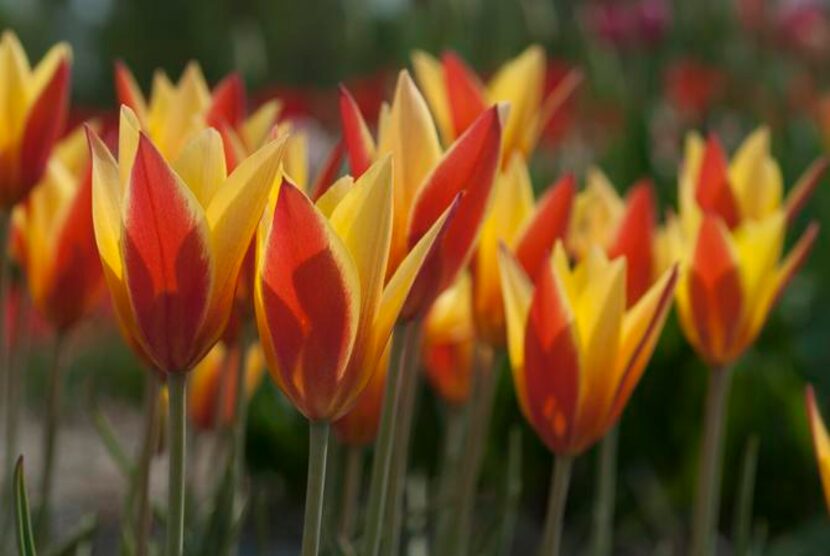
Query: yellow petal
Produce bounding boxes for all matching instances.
[568,167,624,258]
[283,126,309,190]
[243,100,280,150]
[315,175,355,218]
[497,245,533,405]
[88,128,124,281]
[172,128,227,208]
[0,31,31,140]
[29,41,71,102]
[487,45,544,156]
[411,50,454,145]
[806,386,830,514]
[729,127,782,220]
[119,106,142,189]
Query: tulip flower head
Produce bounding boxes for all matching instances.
[11,125,103,330]
[339,71,502,319]
[568,168,658,305]
[669,128,824,368]
[0,31,71,208]
[254,158,452,422]
[806,385,830,514]
[88,107,287,374]
[332,343,390,446]
[472,155,575,345]
[499,243,677,455]
[412,46,581,161]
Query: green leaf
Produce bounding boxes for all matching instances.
[14,456,37,556]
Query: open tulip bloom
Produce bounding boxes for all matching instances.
[666,128,825,555]
[87,105,287,555]
[499,242,677,555]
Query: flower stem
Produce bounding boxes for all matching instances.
[136,375,161,556]
[337,445,362,545]
[539,455,573,556]
[167,372,187,556]
[362,321,418,556]
[35,334,65,539]
[690,366,732,556]
[450,344,497,556]
[301,420,329,556]
[591,425,619,556]
[434,404,465,556]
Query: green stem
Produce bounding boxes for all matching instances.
[337,445,362,545]
[450,344,497,556]
[361,321,417,556]
[591,425,619,556]
[690,366,732,556]
[35,334,65,539]
[232,332,252,490]
[167,372,187,556]
[434,404,466,556]
[136,375,161,556]
[301,421,330,556]
[539,455,573,556]
[732,436,759,556]
[382,322,424,555]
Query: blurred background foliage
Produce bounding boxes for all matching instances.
[5,0,830,552]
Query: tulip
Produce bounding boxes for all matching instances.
[0,31,71,209]
[188,342,264,431]
[806,385,830,514]
[411,46,581,161]
[499,243,677,555]
[88,106,286,556]
[669,128,825,556]
[254,158,451,556]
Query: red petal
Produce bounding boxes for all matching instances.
[114,61,143,113]
[786,158,827,225]
[310,140,345,201]
[339,85,374,177]
[20,58,70,193]
[688,215,743,366]
[43,167,103,330]
[259,179,358,419]
[524,260,580,454]
[609,179,656,305]
[123,134,212,372]
[207,73,247,129]
[404,107,501,318]
[442,52,487,137]
[696,135,740,228]
[514,173,575,279]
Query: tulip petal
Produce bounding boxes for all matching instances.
[687,215,743,366]
[411,50,454,145]
[339,85,375,177]
[442,52,487,137]
[785,158,828,225]
[172,128,227,208]
[87,127,124,281]
[123,134,213,372]
[315,175,354,218]
[242,100,280,151]
[524,251,581,454]
[487,46,544,157]
[119,106,142,189]
[609,180,656,305]
[206,73,246,129]
[514,173,575,279]
[19,57,70,194]
[497,245,533,414]
[310,140,345,201]
[114,61,148,121]
[256,179,360,420]
[531,69,582,152]
[696,135,740,228]
[806,385,830,514]
[405,105,501,317]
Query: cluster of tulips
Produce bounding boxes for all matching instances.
[1,29,829,556]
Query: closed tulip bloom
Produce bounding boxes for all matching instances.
[568,168,658,305]
[412,46,581,161]
[11,125,103,330]
[333,344,390,446]
[499,243,677,455]
[254,158,452,421]
[670,128,824,368]
[339,71,502,319]
[473,154,575,345]
[422,273,476,406]
[88,106,287,374]
[188,342,265,431]
[115,61,279,166]
[806,385,830,514]
[0,31,71,208]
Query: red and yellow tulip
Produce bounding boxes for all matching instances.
[332,345,390,446]
[568,168,658,305]
[0,31,72,208]
[422,273,476,406]
[668,128,824,368]
[188,342,265,431]
[254,158,452,421]
[806,385,830,514]
[411,46,581,161]
[339,71,502,319]
[499,243,677,455]
[88,106,287,374]
[11,124,103,330]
